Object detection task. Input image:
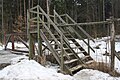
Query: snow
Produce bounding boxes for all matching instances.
[0,44,3,50]
[74,69,120,80]
[76,37,120,72]
[10,55,28,64]
[0,50,21,64]
[0,60,75,80]
[0,37,120,80]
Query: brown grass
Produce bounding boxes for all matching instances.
[85,61,120,77]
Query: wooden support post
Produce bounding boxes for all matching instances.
[11,34,15,50]
[54,9,57,24]
[5,35,11,50]
[29,33,35,59]
[65,14,68,24]
[24,0,27,34]
[60,34,64,72]
[37,5,42,56]
[88,38,90,54]
[27,10,30,38]
[53,10,58,49]
[110,17,115,70]
[4,32,6,45]
[2,0,3,44]
[46,0,50,28]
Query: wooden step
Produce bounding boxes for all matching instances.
[50,37,75,40]
[67,38,75,40]
[64,33,71,36]
[81,55,90,61]
[82,55,90,59]
[72,46,81,49]
[55,48,70,51]
[30,31,37,34]
[69,42,78,44]
[53,34,59,36]
[51,43,66,45]
[63,53,74,57]
[64,59,78,64]
[49,38,61,40]
[63,32,69,34]
[76,51,85,54]
[69,64,83,72]
[30,25,37,27]
[85,60,94,64]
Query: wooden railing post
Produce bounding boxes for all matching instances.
[27,10,30,38]
[60,34,64,72]
[54,9,57,24]
[29,33,35,59]
[11,34,14,50]
[110,17,115,70]
[37,5,42,56]
[88,38,90,55]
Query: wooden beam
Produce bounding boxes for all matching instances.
[110,17,115,70]
[29,33,35,59]
[37,5,42,56]
[18,36,29,49]
[57,21,109,26]
[11,35,15,50]
[60,34,64,71]
[29,6,38,11]
[4,35,11,50]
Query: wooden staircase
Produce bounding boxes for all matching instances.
[27,5,95,75]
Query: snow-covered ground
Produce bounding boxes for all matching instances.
[0,60,75,80]
[74,69,120,80]
[0,37,120,80]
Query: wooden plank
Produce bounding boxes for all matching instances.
[29,33,35,59]
[60,34,64,71]
[29,5,38,11]
[64,59,78,64]
[4,35,11,50]
[69,64,83,72]
[57,21,108,26]
[37,6,42,56]
[110,17,115,70]
[6,49,29,53]
[63,53,73,57]
[18,36,29,49]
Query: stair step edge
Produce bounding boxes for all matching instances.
[63,53,74,57]
[56,48,70,51]
[85,60,94,64]
[64,59,78,64]
[72,46,81,49]
[77,51,85,54]
[69,64,83,72]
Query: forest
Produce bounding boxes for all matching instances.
[0,0,120,42]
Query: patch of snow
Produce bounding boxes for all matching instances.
[0,44,4,50]
[10,55,28,64]
[0,50,21,64]
[0,60,75,80]
[74,69,120,80]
